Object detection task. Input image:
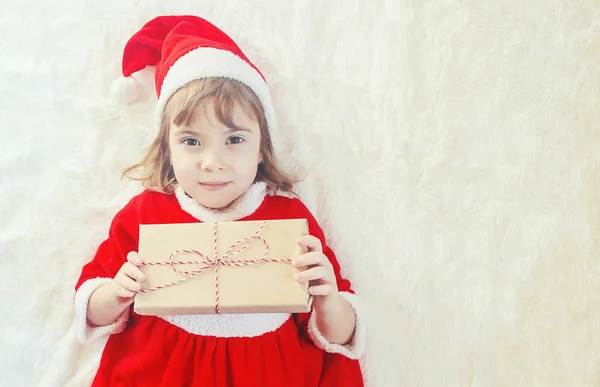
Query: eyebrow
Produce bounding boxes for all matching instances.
[226,127,252,134]
[174,127,252,136]
[173,128,202,138]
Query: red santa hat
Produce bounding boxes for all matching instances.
[111,15,280,150]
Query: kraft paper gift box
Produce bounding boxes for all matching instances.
[133,219,312,316]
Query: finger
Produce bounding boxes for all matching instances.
[297,235,322,253]
[295,266,331,283]
[292,252,330,269]
[122,262,146,282]
[116,286,136,299]
[308,284,337,296]
[127,251,143,266]
[115,272,143,292]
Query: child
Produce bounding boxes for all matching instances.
[74,15,365,387]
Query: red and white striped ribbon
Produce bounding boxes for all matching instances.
[137,221,292,314]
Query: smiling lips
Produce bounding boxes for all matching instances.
[199,182,230,191]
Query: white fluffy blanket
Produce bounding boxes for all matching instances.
[2,1,600,386]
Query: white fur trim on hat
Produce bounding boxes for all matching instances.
[307,291,366,359]
[155,48,281,152]
[74,277,130,344]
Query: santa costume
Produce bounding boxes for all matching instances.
[74,15,365,387]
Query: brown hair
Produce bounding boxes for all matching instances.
[123,78,298,195]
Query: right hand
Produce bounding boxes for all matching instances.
[109,251,146,302]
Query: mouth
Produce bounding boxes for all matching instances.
[199,182,231,191]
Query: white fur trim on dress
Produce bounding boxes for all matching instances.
[175,181,267,222]
[155,47,281,153]
[74,277,130,344]
[307,291,366,359]
[160,313,291,337]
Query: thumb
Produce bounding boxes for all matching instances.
[127,251,143,266]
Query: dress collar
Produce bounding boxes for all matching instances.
[174,182,268,222]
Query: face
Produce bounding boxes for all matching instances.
[169,101,262,210]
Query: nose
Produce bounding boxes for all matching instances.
[198,144,225,171]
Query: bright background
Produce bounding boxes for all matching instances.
[1,1,599,386]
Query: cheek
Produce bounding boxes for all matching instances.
[242,158,261,180]
[169,147,193,174]
[247,141,262,161]
[170,143,192,164]
[239,148,261,167]
[168,140,178,163]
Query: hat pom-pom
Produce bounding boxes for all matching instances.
[110,76,143,104]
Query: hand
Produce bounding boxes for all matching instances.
[293,235,340,308]
[109,251,146,303]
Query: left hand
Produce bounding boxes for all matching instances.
[293,235,340,307]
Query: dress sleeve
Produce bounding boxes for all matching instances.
[73,195,142,344]
[287,198,366,359]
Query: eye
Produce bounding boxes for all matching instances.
[226,136,245,145]
[183,138,200,146]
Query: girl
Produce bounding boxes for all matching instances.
[74,15,365,387]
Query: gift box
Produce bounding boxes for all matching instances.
[133,219,312,316]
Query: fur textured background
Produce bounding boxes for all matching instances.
[1,1,599,386]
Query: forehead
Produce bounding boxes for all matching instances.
[166,82,261,131]
[172,102,258,134]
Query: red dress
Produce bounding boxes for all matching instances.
[74,183,365,387]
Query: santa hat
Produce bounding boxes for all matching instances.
[111,15,280,150]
